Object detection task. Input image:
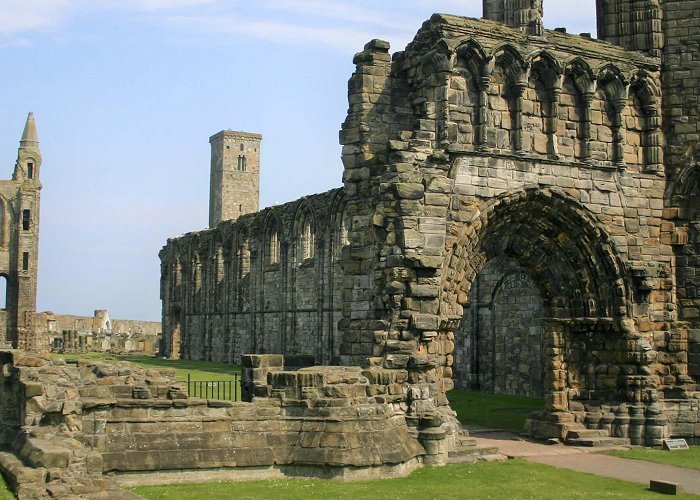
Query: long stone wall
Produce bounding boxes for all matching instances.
[160,189,347,365]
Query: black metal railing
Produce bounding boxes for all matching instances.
[179,373,241,401]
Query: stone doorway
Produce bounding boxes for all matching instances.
[440,188,631,418]
[169,305,182,359]
[455,257,544,398]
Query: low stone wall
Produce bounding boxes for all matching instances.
[0,350,453,498]
[663,399,700,445]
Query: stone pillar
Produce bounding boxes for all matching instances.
[581,92,594,161]
[543,321,568,412]
[611,98,627,167]
[477,76,491,151]
[548,87,562,159]
[644,104,663,173]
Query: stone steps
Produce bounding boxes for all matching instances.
[446,434,504,464]
[564,429,629,447]
[446,445,505,464]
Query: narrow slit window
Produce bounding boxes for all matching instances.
[22,252,29,271]
[269,231,279,264]
[0,276,6,309]
[22,210,30,231]
[27,163,34,179]
[237,155,247,171]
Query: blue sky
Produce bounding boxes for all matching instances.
[0,1,596,321]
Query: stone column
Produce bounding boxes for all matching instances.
[612,98,627,167]
[644,104,663,173]
[548,87,562,159]
[477,76,491,151]
[543,321,568,412]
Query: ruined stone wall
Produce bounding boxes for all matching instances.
[0,351,425,498]
[160,189,347,365]
[36,310,161,354]
[337,11,697,443]
[159,2,700,444]
[659,0,700,385]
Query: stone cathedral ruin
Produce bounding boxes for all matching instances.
[161,0,700,445]
[1,0,700,497]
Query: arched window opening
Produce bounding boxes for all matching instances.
[237,155,247,171]
[269,230,279,265]
[303,220,314,260]
[0,276,6,310]
[27,162,34,179]
[238,239,251,277]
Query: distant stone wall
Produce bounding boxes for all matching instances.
[160,189,347,365]
[36,310,161,355]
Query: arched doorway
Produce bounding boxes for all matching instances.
[169,305,182,359]
[442,187,630,419]
[455,257,544,398]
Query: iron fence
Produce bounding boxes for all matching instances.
[179,373,241,401]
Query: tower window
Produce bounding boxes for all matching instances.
[22,252,29,271]
[27,163,34,179]
[237,155,247,171]
[22,210,30,231]
[240,144,245,151]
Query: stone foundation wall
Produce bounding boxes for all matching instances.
[0,351,432,498]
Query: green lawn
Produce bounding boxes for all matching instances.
[609,446,700,471]
[0,475,13,500]
[447,389,543,432]
[131,459,698,499]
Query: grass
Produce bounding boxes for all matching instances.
[447,389,543,432]
[608,446,700,471]
[0,475,13,500]
[130,459,699,499]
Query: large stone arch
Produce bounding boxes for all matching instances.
[434,187,636,433]
[442,187,629,321]
[667,163,700,384]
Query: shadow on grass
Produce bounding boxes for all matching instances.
[447,389,543,432]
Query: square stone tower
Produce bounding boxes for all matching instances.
[208,130,262,228]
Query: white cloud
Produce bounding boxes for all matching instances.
[168,14,381,52]
[0,0,72,35]
[0,0,598,53]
